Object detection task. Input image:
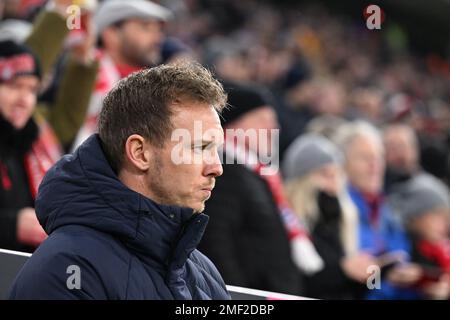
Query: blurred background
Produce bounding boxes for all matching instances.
[0,0,449,300]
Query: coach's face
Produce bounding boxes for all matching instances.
[146,101,224,213]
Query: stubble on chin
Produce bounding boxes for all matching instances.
[192,201,206,214]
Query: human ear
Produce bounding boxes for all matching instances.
[124,134,152,171]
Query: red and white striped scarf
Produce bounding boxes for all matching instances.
[24,116,62,199]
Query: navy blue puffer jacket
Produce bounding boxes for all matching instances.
[9,135,230,300]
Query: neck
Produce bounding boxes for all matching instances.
[118,167,168,207]
[118,168,149,198]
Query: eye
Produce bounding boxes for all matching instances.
[193,144,208,152]
[201,144,212,151]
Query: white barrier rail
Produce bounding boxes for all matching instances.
[0,248,312,300]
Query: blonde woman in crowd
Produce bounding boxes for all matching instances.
[283,133,373,299]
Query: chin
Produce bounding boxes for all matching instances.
[192,203,206,214]
[193,207,205,214]
[6,116,21,128]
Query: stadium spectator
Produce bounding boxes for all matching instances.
[389,173,450,299]
[283,133,375,299]
[336,121,422,299]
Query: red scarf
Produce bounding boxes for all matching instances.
[116,63,142,79]
[418,240,450,273]
[24,116,62,199]
[416,239,450,288]
[0,162,12,191]
[254,163,308,240]
[363,192,384,228]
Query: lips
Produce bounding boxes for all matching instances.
[200,184,214,200]
[11,107,26,118]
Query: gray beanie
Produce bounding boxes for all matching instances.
[389,173,450,221]
[95,0,172,35]
[282,133,343,181]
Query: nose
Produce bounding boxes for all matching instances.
[207,163,223,178]
[203,152,223,178]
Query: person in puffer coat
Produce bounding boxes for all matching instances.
[9,62,230,300]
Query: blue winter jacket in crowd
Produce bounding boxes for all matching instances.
[9,135,230,300]
[348,185,421,300]
[348,185,410,256]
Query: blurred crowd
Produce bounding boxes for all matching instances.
[0,0,449,300]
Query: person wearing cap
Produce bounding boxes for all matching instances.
[0,34,97,252]
[198,82,323,296]
[282,133,377,299]
[389,173,450,299]
[9,62,230,300]
[0,0,100,150]
[71,0,172,150]
[0,0,99,252]
[0,40,54,252]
